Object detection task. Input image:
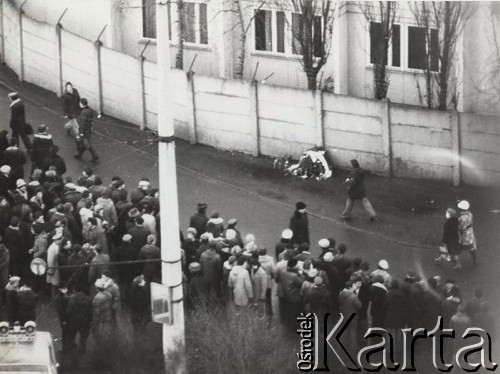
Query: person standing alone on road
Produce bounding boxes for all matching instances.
[8,92,32,151]
[341,159,377,222]
[289,201,309,246]
[74,98,99,162]
[457,200,478,266]
[62,82,81,136]
[436,208,461,269]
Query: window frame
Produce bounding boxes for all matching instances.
[141,0,209,47]
[366,22,441,73]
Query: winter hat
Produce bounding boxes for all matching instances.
[187,227,197,236]
[16,179,26,188]
[189,262,201,273]
[210,211,220,219]
[318,238,330,249]
[128,208,140,218]
[227,218,237,226]
[0,165,11,174]
[323,252,334,262]
[281,229,293,240]
[95,278,106,290]
[287,258,298,268]
[457,200,470,210]
[138,180,151,188]
[8,276,20,283]
[197,203,207,212]
[231,245,242,255]
[296,201,306,210]
[302,259,312,271]
[446,208,457,217]
[378,259,389,270]
[314,276,324,286]
[122,234,132,242]
[200,232,212,242]
[308,268,319,278]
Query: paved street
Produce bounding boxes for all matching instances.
[1,73,500,372]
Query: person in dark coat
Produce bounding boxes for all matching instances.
[66,245,88,293]
[8,92,32,151]
[5,276,20,323]
[115,234,140,302]
[41,145,67,176]
[16,282,38,324]
[66,284,93,354]
[74,98,99,162]
[289,201,309,245]
[3,138,27,181]
[62,82,81,136]
[129,275,150,337]
[31,124,54,171]
[138,234,161,283]
[0,130,9,165]
[189,203,208,239]
[200,242,222,305]
[128,217,150,256]
[340,159,377,221]
[369,275,388,328]
[420,277,444,330]
[4,216,26,276]
[436,208,461,269]
[0,167,14,205]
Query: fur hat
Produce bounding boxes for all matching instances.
[378,259,389,270]
[16,179,26,188]
[296,201,306,210]
[323,252,334,262]
[318,238,330,249]
[0,165,11,174]
[457,200,470,210]
[281,229,293,240]
[189,262,201,273]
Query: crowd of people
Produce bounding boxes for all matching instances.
[0,88,495,366]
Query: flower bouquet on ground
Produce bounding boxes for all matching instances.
[273,148,332,181]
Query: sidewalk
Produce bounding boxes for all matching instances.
[1,64,499,254]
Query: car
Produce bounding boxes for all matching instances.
[0,321,59,373]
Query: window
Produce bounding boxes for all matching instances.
[369,22,401,67]
[143,0,156,39]
[142,0,172,40]
[408,26,438,71]
[183,3,208,44]
[254,10,286,53]
[291,13,323,57]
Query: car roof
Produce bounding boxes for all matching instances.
[0,332,53,365]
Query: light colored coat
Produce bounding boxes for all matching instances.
[46,241,61,286]
[228,265,253,307]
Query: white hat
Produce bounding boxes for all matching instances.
[16,179,26,188]
[457,200,470,210]
[0,165,11,174]
[138,180,151,188]
[378,259,389,270]
[95,278,106,289]
[323,252,334,262]
[318,238,330,249]
[281,229,293,240]
[307,268,319,278]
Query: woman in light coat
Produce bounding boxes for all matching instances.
[46,234,65,298]
[228,257,253,307]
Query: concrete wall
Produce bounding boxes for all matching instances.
[391,104,455,180]
[258,85,316,158]
[460,113,500,185]
[2,0,500,186]
[324,94,387,173]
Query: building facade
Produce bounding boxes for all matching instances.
[4,0,500,115]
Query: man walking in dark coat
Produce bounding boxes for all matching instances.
[341,159,377,221]
[74,98,99,162]
[436,208,461,270]
[289,201,309,245]
[8,92,32,151]
[189,203,208,238]
[62,82,81,136]
[66,285,93,354]
[31,124,53,171]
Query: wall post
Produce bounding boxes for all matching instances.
[18,1,26,81]
[380,98,393,177]
[94,25,107,113]
[249,80,260,157]
[139,56,146,130]
[0,0,5,65]
[451,110,462,186]
[56,24,63,96]
[314,90,325,148]
[186,71,197,144]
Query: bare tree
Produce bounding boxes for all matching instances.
[358,1,398,100]
[410,1,477,110]
[288,0,336,90]
[176,0,185,69]
[233,0,268,79]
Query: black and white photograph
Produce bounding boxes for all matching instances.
[0,0,499,373]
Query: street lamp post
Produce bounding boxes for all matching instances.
[155,1,186,373]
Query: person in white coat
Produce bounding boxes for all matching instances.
[46,233,64,299]
[228,256,253,308]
